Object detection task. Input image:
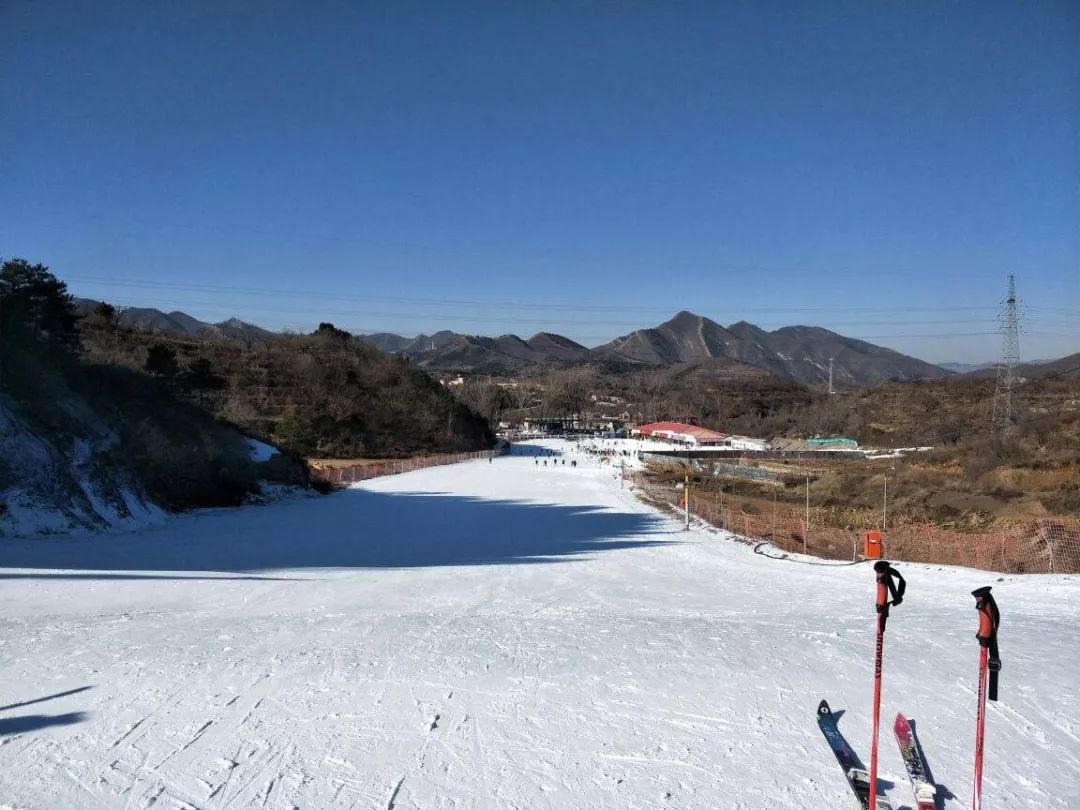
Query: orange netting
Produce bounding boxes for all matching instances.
[633,477,1080,574]
[310,450,502,485]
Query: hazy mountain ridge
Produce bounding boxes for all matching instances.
[939,361,995,373]
[960,353,1080,381]
[73,298,274,345]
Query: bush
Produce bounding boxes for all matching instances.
[311,478,336,495]
[962,435,1027,481]
[1040,483,1080,515]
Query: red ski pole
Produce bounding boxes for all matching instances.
[870,560,905,810]
[971,586,1001,810]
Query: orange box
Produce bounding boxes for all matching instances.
[864,530,883,559]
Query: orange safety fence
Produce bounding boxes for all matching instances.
[310,449,504,485]
[632,476,1080,575]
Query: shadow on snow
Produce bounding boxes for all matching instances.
[0,687,93,738]
[0,712,88,737]
[0,489,672,577]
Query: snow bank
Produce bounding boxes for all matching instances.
[245,437,280,463]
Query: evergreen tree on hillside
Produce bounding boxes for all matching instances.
[274,409,318,455]
[145,343,180,381]
[183,356,226,406]
[313,322,352,340]
[0,258,80,351]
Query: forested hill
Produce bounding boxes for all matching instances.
[77,311,493,459]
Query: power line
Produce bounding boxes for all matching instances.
[83,293,1033,332]
[82,296,1021,343]
[64,275,1008,315]
[17,214,1057,286]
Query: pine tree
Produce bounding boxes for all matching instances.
[145,343,180,381]
[0,258,80,351]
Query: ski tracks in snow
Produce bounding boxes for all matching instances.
[1,441,1078,808]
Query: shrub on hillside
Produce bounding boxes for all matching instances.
[1040,482,1080,515]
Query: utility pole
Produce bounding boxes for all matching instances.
[882,469,888,533]
[772,487,778,540]
[828,357,835,395]
[992,274,1021,432]
[804,475,810,555]
[684,468,691,531]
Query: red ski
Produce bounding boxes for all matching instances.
[893,713,937,810]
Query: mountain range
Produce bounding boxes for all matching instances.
[84,298,1067,387]
[363,311,949,386]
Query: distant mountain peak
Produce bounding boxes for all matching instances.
[663,310,719,329]
[593,313,946,385]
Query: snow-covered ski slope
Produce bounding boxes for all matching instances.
[1,439,1077,809]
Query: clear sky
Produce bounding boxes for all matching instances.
[2,1,1077,363]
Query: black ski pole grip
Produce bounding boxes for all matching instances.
[973,586,1001,701]
[890,568,906,606]
[874,561,905,613]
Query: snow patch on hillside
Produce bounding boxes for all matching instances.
[245,437,279,463]
[0,399,164,537]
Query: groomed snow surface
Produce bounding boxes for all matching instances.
[1,439,1077,809]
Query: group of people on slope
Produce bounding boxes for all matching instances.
[534,457,576,467]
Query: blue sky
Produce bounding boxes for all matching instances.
[2,1,1077,362]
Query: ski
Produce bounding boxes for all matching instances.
[818,700,891,810]
[893,713,937,810]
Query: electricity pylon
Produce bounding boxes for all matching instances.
[992,274,1020,431]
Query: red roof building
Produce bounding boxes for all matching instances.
[631,421,728,445]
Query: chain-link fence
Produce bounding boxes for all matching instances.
[310,449,503,486]
[631,474,1080,574]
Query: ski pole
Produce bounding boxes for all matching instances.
[870,560,906,810]
[971,586,1001,810]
